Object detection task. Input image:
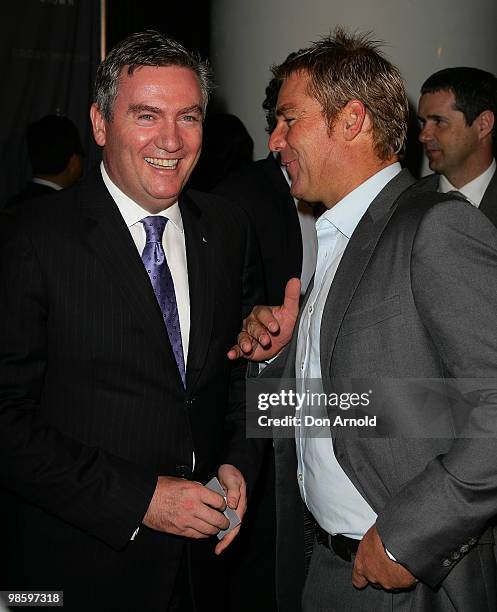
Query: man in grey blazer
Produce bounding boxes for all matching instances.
[417,67,497,226]
[230,29,497,611]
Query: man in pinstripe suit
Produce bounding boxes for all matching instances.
[0,32,263,612]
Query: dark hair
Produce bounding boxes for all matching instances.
[271,27,409,160]
[94,30,212,121]
[263,52,301,134]
[262,77,282,134]
[421,67,497,139]
[27,115,83,175]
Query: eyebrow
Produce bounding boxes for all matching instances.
[128,104,163,116]
[276,104,297,116]
[178,104,203,115]
[417,113,447,122]
[127,103,203,117]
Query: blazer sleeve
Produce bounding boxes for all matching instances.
[0,212,157,551]
[376,200,497,586]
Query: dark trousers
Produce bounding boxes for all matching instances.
[302,538,496,612]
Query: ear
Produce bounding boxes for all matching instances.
[476,110,494,141]
[90,103,107,147]
[67,153,84,179]
[342,100,367,142]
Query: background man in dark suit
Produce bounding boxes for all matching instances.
[215,73,317,305]
[0,31,262,612]
[230,29,497,611]
[6,114,84,208]
[214,73,319,612]
[417,67,497,225]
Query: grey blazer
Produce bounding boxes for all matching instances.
[417,167,497,228]
[266,169,497,611]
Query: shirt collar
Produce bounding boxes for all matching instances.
[100,162,183,232]
[317,162,402,238]
[438,159,496,207]
[31,177,62,191]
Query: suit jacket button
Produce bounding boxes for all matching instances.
[175,465,192,479]
[468,537,478,546]
[460,544,470,553]
[442,559,452,567]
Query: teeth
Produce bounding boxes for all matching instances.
[144,157,178,168]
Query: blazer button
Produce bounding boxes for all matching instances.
[442,559,452,567]
[460,544,470,553]
[175,465,192,479]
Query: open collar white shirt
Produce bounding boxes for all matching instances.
[295,163,402,539]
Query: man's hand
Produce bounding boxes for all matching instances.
[214,463,247,554]
[352,525,417,590]
[143,476,229,538]
[227,278,301,362]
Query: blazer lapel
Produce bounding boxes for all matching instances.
[180,192,214,392]
[76,170,179,373]
[478,170,497,228]
[320,169,416,376]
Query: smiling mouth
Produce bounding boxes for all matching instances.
[144,157,179,169]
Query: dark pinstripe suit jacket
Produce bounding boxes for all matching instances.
[0,169,263,611]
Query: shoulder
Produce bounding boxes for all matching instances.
[405,193,497,263]
[0,173,100,245]
[414,173,440,192]
[182,188,253,228]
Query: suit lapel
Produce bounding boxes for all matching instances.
[76,170,181,377]
[180,192,214,392]
[320,170,416,376]
[478,170,497,228]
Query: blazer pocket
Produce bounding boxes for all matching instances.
[341,295,401,335]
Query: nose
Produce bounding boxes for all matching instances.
[269,121,287,152]
[418,122,432,144]
[155,119,183,152]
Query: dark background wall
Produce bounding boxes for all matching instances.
[106,0,211,57]
[1,0,212,205]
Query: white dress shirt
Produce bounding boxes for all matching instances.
[31,177,62,191]
[295,163,402,540]
[100,162,190,363]
[438,159,496,207]
[100,164,193,541]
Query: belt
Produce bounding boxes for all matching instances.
[315,523,360,562]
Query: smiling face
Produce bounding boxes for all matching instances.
[90,65,203,213]
[417,89,482,185]
[268,71,340,206]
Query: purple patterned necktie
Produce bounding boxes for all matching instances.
[140,216,186,387]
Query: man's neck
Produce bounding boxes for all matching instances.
[325,157,398,209]
[444,155,494,189]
